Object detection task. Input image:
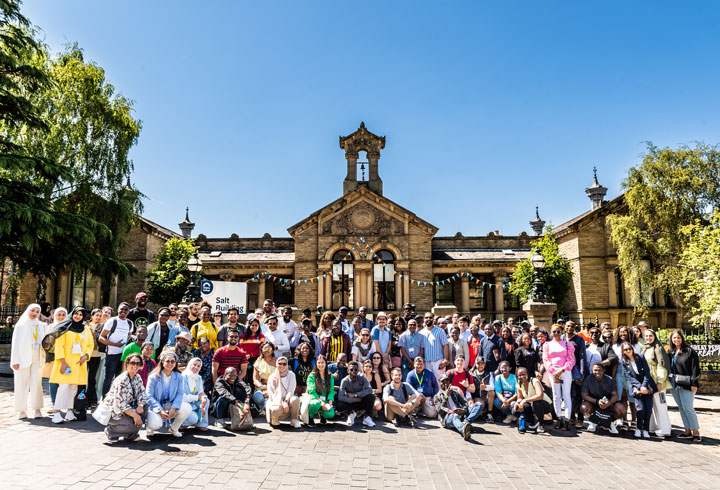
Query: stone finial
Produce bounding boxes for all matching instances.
[585,166,607,211]
[179,206,195,239]
[529,206,546,236]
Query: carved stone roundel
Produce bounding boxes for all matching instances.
[351,208,374,229]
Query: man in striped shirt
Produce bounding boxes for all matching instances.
[320,319,352,362]
[421,313,450,380]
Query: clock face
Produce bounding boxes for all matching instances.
[352,208,374,229]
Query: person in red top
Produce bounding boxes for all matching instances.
[212,330,248,385]
[444,356,476,399]
[468,323,483,367]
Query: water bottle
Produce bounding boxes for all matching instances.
[518,413,526,431]
[64,367,72,375]
[78,390,85,400]
[601,396,608,404]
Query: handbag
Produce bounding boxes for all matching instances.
[73,389,88,421]
[92,402,112,425]
[673,374,693,387]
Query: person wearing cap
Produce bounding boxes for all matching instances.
[636,321,649,346]
[266,356,302,429]
[421,312,450,380]
[145,349,192,437]
[469,355,495,421]
[190,306,219,350]
[433,373,481,441]
[478,321,507,373]
[127,292,156,333]
[263,313,291,359]
[172,331,194,366]
[371,312,392,365]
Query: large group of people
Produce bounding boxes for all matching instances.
[10,296,703,443]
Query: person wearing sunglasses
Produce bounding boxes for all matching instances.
[145,350,192,437]
[103,353,149,442]
[337,361,376,427]
[542,324,576,431]
[352,328,377,364]
[620,341,656,438]
[266,356,301,429]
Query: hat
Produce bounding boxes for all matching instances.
[637,321,648,327]
[264,313,278,323]
[440,374,450,383]
[135,292,148,301]
[475,356,487,364]
[492,320,502,326]
[520,320,531,326]
[376,311,388,319]
[175,331,191,343]
[301,318,313,325]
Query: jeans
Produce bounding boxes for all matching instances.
[183,401,209,428]
[252,390,266,412]
[672,387,699,431]
[445,403,483,433]
[102,354,122,397]
[494,397,513,416]
[336,394,376,416]
[49,382,58,404]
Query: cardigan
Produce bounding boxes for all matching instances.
[146,370,185,412]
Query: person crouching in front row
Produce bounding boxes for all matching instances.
[211,366,254,430]
[266,356,301,429]
[145,350,192,437]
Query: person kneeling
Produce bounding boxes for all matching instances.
[211,367,254,431]
[145,350,192,437]
[302,355,335,426]
[512,367,553,434]
[383,367,422,427]
[266,356,301,429]
[581,362,623,434]
[434,374,483,441]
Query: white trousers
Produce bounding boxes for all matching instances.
[649,391,672,436]
[14,347,45,413]
[54,384,78,411]
[426,360,446,381]
[147,402,193,432]
[551,370,573,419]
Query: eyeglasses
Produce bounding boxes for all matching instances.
[277,362,288,366]
[228,335,240,339]
[361,333,369,337]
[622,348,633,352]
[552,330,561,334]
[165,359,177,364]
[214,314,223,317]
[267,322,277,326]
[128,361,142,366]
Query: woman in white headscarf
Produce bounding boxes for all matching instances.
[181,357,209,430]
[42,307,67,410]
[11,304,47,419]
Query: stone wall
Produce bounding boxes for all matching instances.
[699,372,720,395]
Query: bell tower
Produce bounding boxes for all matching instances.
[339,122,385,196]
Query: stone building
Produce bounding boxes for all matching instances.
[2,124,689,330]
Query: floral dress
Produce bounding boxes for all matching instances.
[104,372,148,420]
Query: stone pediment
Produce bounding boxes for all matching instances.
[287,187,437,238]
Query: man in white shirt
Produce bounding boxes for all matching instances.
[99,302,133,396]
[277,306,299,353]
[264,314,290,358]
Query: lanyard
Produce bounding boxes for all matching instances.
[415,371,424,388]
[32,324,38,342]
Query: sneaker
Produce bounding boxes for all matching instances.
[486,413,494,422]
[608,421,619,435]
[51,412,64,424]
[462,422,472,441]
[33,410,43,419]
[64,411,77,422]
[214,418,226,428]
[319,416,327,425]
[17,412,27,420]
[171,429,183,438]
[537,425,545,434]
[528,422,539,431]
[587,423,597,433]
[693,435,703,443]
[678,432,694,439]
[634,430,641,438]
[362,416,376,427]
[642,430,651,439]
[391,418,400,427]
[291,420,301,429]
[629,420,638,430]
[146,427,155,437]
[575,419,584,429]
[408,416,418,428]
[503,415,514,424]
[107,436,120,442]
[347,412,356,426]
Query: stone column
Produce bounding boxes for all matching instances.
[258,278,267,303]
[395,271,402,311]
[607,268,618,307]
[317,271,325,309]
[523,300,557,330]
[366,267,373,310]
[460,273,470,314]
[403,273,410,307]
[324,274,332,310]
[493,272,505,320]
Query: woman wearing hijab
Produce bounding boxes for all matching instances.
[181,357,209,430]
[42,307,67,410]
[11,304,47,419]
[45,307,94,424]
[266,355,301,429]
[642,329,672,437]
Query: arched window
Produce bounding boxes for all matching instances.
[332,250,354,310]
[373,250,396,310]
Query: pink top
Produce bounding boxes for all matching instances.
[542,340,576,375]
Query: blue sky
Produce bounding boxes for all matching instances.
[25,1,720,238]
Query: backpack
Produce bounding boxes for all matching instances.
[97,318,132,353]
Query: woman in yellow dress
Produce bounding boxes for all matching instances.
[45,307,94,424]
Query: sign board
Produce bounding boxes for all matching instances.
[200,279,248,315]
[692,344,720,364]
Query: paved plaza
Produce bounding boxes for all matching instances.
[0,377,719,490]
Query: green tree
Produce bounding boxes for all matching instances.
[509,229,573,309]
[679,211,720,326]
[146,238,198,306]
[607,143,720,314]
[0,2,113,284]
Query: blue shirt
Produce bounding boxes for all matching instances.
[371,326,391,354]
[406,368,439,398]
[421,326,448,362]
[398,330,427,361]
